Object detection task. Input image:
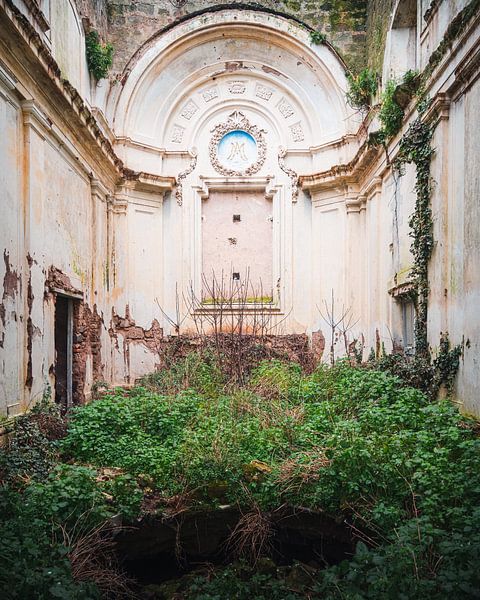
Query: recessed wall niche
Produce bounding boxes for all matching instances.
[201,190,273,303]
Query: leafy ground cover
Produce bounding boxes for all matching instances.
[1,353,480,598]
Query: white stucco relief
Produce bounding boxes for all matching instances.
[209,111,267,177]
[104,8,356,338]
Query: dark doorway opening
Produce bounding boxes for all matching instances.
[54,295,73,411]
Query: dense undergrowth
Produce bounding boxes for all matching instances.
[1,353,480,598]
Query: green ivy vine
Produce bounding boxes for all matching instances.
[394,107,434,356]
[85,30,113,81]
[394,106,462,389]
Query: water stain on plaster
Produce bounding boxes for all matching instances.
[1,250,21,349]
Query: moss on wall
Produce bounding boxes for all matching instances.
[106,0,367,73]
[366,0,394,74]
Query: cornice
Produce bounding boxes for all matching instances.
[299,139,379,193]
[121,170,176,193]
[22,0,49,33]
[0,0,123,175]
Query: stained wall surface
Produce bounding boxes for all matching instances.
[0,0,479,416]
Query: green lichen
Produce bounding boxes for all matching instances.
[366,0,395,73]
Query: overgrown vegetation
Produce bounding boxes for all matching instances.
[85,31,113,81]
[345,67,378,111]
[2,349,477,598]
[309,30,326,45]
[377,78,404,139]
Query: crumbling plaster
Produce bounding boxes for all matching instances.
[0,0,479,416]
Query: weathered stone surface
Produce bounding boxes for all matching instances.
[106,1,367,73]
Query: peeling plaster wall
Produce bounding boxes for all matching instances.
[0,0,120,415]
[1,0,480,416]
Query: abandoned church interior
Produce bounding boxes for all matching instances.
[0,0,479,417]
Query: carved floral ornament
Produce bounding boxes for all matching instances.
[209,111,267,177]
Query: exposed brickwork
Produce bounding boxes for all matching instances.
[154,332,317,373]
[312,329,326,363]
[109,305,164,382]
[72,303,104,404]
[45,266,82,298]
[106,1,367,74]
[2,251,20,300]
[44,266,104,404]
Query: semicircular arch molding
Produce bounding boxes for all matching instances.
[108,9,355,159]
[154,68,315,149]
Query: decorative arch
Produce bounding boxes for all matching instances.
[107,8,354,162]
[107,8,357,334]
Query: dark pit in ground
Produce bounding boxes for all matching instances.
[115,505,355,587]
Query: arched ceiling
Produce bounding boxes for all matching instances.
[107,9,355,158]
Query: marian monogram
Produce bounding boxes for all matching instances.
[227,141,248,162]
[209,111,267,177]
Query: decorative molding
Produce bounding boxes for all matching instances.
[277,97,295,118]
[90,177,110,203]
[362,176,383,200]
[209,111,267,177]
[278,146,299,202]
[1,0,123,173]
[0,61,17,92]
[299,140,380,193]
[228,80,246,94]
[22,0,50,32]
[255,84,273,100]
[195,175,275,200]
[289,121,305,142]
[180,99,199,120]
[202,87,218,102]
[345,192,364,214]
[115,171,175,212]
[388,281,416,298]
[21,99,52,136]
[451,41,480,98]
[122,169,176,193]
[176,149,198,206]
[171,124,185,143]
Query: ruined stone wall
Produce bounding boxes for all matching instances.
[106,0,367,73]
[74,0,109,38]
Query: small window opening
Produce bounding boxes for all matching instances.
[232,272,240,281]
[233,214,241,222]
[401,300,415,355]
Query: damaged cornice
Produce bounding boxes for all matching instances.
[299,139,380,193]
[0,0,123,175]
